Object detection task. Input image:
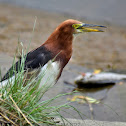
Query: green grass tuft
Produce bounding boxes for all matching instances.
[0,41,84,126]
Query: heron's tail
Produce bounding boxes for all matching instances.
[0,76,15,88]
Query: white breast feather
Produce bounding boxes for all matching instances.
[38,60,60,88]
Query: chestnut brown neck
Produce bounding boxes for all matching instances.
[43,28,73,68]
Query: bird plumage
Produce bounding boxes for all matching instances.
[0,19,106,88]
[1,46,53,81]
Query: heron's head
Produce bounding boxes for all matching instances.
[57,19,106,35]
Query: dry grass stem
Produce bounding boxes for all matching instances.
[9,95,33,126]
[0,112,18,126]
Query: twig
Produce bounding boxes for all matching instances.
[0,112,18,126]
[85,98,94,120]
[0,106,20,121]
[88,103,94,120]
[9,95,33,126]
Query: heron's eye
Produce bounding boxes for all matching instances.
[72,24,81,29]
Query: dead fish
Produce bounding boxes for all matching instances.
[74,72,126,88]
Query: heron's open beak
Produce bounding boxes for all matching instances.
[72,23,106,33]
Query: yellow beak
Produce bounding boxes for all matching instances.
[72,23,106,33]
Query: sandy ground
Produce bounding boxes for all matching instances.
[0,4,126,70]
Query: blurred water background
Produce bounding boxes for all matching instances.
[0,0,126,26]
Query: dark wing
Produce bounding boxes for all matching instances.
[1,46,53,81]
